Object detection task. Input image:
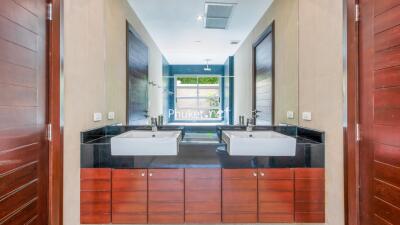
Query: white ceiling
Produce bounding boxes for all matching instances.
[128,0,273,65]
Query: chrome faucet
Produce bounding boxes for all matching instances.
[246,118,255,132]
[246,110,260,132]
[151,117,158,132]
[252,109,261,120]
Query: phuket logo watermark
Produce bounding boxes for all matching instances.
[168,107,230,120]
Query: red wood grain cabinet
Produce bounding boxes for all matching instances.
[112,169,148,224]
[258,168,294,223]
[185,168,221,223]
[80,168,111,224]
[222,169,258,223]
[148,169,185,224]
[294,168,325,223]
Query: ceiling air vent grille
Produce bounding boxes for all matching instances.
[204,2,234,29]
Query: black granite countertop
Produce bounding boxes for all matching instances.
[81,125,325,169]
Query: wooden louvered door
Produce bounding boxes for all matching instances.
[358,0,400,224]
[0,0,49,224]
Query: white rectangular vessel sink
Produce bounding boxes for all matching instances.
[111,130,182,156]
[222,131,297,156]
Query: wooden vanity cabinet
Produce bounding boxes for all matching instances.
[222,169,258,223]
[258,168,294,223]
[80,168,111,224]
[112,169,148,224]
[185,168,221,223]
[294,168,325,223]
[81,167,325,224]
[148,169,185,224]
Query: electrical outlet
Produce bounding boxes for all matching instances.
[93,112,102,122]
[108,112,115,120]
[302,112,312,121]
[287,111,294,119]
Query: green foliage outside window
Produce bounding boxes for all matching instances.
[177,77,219,84]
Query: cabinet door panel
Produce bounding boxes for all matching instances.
[81,179,110,191]
[223,190,258,203]
[259,213,294,223]
[258,168,294,223]
[148,169,184,224]
[112,169,147,224]
[112,191,147,202]
[259,191,294,202]
[223,179,258,190]
[186,178,221,190]
[259,202,294,214]
[148,214,184,224]
[258,180,294,191]
[259,168,293,179]
[80,168,111,224]
[185,201,221,213]
[80,191,111,203]
[295,179,325,190]
[186,190,220,202]
[148,179,184,191]
[295,202,325,212]
[294,168,325,223]
[148,202,184,213]
[295,190,325,202]
[223,213,257,223]
[185,168,221,223]
[112,202,147,213]
[222,169,258,223]
[149,191,184,202]
[185,213,221,223]
[295,168,324,179]
[295,212,325,222]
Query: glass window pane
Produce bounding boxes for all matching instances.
[176,98,197,108]
[198,86,220,97]
[174,75,222,121]
[198,98,219,108]
[176,87,197,97]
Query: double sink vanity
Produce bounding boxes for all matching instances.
[80,125,325,224]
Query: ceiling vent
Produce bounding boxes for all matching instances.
[204,2,235,29]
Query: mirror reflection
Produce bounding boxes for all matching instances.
[105,0,299,126]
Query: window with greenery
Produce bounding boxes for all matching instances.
[175,75,221,121]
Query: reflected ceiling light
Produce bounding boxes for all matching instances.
[197,15,204,21]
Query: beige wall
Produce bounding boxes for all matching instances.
[63,1,163,224]
[298,0,345,225]
[105,0,164,123]
[63,1,107,224]
[233,0,299,125]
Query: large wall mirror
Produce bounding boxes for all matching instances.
[104,0,299,126]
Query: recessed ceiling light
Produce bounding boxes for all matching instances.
[197,15,204,21]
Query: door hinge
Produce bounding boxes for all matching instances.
[47,124,52,142]
[355,4,360,22]
[356,123,361,142]
[47,3,53,21]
